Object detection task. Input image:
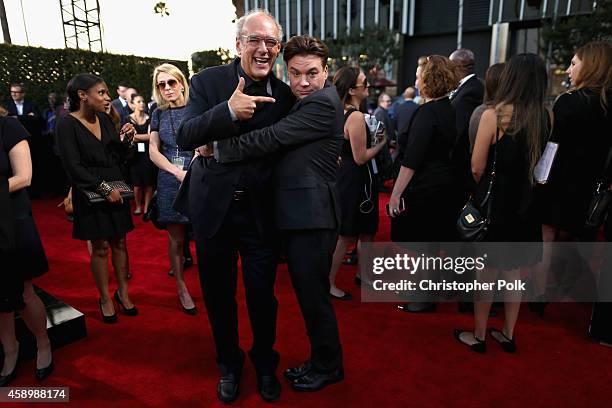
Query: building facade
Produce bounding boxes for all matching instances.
[242,0,596,90]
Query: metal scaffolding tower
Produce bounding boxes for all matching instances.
[59,0,103,52]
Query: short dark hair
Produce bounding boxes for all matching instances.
[117,81,129,89]
[10,83,25,91]
[130,93,143,102]
[66,73,105,112]
[283,35,328,68]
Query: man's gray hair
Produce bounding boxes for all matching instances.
[236,9,283,41]
[449,48,476,74]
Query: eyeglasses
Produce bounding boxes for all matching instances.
[157,79,179,90]
[241,35,281,49]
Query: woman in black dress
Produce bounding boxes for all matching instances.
[388,56,463,241]
[455,54,551,354]
[328,67,388,299]
[56,74,138,323]
[541,41,611,341]
[122,94,155,215]
[0,116,53,385]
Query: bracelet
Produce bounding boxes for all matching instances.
[96,181,114,197]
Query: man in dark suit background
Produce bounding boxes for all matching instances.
[449,49,485,315]
[111,81,130,116]
[176,10,294,404]
[6,83,39,118]
[202,35,345,393]
[449,48,484,196]
[394,86,419,155]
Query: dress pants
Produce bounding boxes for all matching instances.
[196,199,278,375]
[284,228,343,372]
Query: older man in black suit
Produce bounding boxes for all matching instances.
[176,10,294,404]
[201,35,345,393]
[449,49,484,195]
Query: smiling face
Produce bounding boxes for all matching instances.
[236,14,281,81]
[349,71,369,103]
[287,54,328,100]
[566,54,583,86]
[156,72,185,106]
[79,81,111,113]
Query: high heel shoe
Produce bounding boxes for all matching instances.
[488,328,517,353]
[35,359,54,381]
[454,329,486,353]
[178,292,197,315]
[99,299,117,324]
[114,290,138,316]
[0,343,19,387]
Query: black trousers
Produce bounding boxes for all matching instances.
[284,228,343,372]
[196,200,278,375]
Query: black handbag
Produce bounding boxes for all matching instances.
[81,180,134,204]
[585,146,612,229]
[457,127,499,242]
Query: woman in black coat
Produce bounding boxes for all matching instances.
[56,74,137,323]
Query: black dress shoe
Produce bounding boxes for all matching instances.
[284,360,312,381]
[257,374,281,402]
[397,302,437,313]
[35,360,54,381]
[488,328,517,353]
[291,367,344,392]
[0,366,17,387]
[99,299,117,324]
[114,290,138,316]
[217,372,240,404]
[454,329,486,354]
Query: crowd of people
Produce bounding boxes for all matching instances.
[0,8,611,404]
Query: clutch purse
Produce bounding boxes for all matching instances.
[82,181,134,204]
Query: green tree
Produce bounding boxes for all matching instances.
[326,27,401,75]
[191,48,233,73]
[541,0,612,65]
[153,2,170,17]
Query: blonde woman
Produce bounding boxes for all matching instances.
[149,64,197,314]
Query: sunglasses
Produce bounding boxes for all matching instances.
[353,78,369,89]
[157,79,179,89]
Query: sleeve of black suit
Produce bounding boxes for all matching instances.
[216,94,336,164]
[176,73,238,150]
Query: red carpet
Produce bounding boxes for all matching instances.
[4,195,612,407]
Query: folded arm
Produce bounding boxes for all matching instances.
[218,96,337,163]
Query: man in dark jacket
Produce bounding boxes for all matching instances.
[449,48,484,197]
[200,35,345,393]
[176,10,294,404]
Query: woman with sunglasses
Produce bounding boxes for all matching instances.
[149,63,197,315]
[329,67,388,299]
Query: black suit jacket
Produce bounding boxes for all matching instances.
[395,100,419,136]
[212,85,344,231]
[176,59,294,239]
[111,98,131,121]
[450,75,484,192]
[5,99,38,117]
[450,76,484,143]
